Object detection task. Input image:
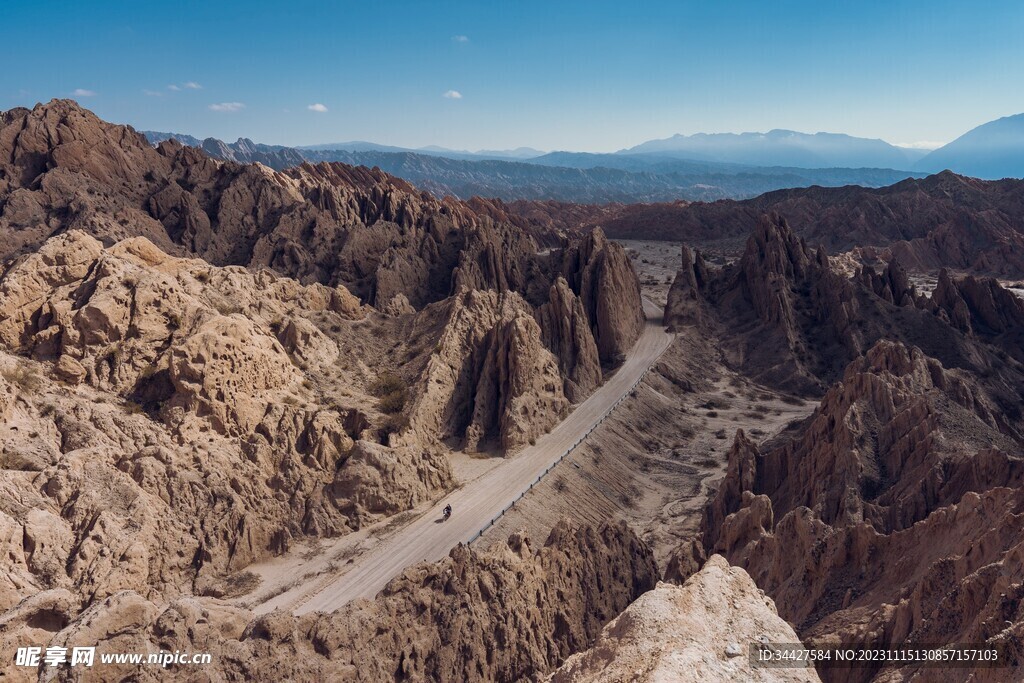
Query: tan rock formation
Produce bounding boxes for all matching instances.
[549,556,821,683]
[556,228,645,366]
[405,288,569,454]
[664,244,710,331]
[2,523,657,683]
[533,277,602,402]
[0,232,452,620]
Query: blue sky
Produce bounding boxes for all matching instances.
[3,0,1023,151]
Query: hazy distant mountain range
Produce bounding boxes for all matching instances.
[618,129,930,169]
[142,113,1022,202]
[142,131,922,202]
[914,113,1024,180]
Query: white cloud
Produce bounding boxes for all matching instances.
[307,103,328,113]
[142,89,164,97]
[167,84,181,91]
[71,88,97,97]
[894,140,946,150]
[443,90,463,99]
[452,35,469,43]
[183,81,203,90]
[209,102,245,112]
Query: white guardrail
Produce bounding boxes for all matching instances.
[466,366,652,545]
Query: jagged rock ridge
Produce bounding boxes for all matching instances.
[665,213,1024,402]
[700,341,1024,682]
[1,522,658,682]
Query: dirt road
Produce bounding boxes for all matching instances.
[260,299,672,615]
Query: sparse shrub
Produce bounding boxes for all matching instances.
[124,400,145,415]
[213,299,242,316]
[380,413,409,437]
[378,388,408,414]
[706,410,719,418]
[368,372,405,397]
[714,428,727,439]
[701,398,731,410]
[369,371,409,414]
[2,363,44,393]
[554,476,567,492]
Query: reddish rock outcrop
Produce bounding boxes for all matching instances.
[665,213,1024,402]
[590,171,1024,278]
[929,269,1024,337]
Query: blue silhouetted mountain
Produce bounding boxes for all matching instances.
[916,114,1024,179]
[619,130,926,170]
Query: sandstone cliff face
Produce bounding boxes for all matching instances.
[0,101,641,322]
[534,278,603,402]
[1,523,657,683]
[403,289,569,454]
[0,231,454,618]
[699,341,1024,682]
[549,556,821,683]
[664,244,710,331]
[555,229,645,366]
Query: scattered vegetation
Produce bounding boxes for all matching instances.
[380,413,409,438]
[2,363,44,393]
[701,397,731,410]
[370,371,409,414]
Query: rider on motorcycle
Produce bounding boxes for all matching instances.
[443,504,452,519]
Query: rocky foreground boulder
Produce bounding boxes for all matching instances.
[548,555,821,683]
[1,522,657,682]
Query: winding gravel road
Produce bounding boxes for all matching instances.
[261,299,672,615]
